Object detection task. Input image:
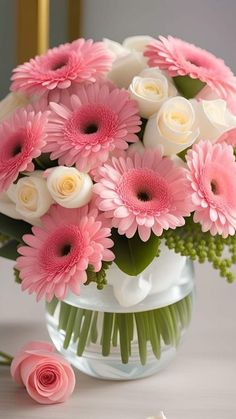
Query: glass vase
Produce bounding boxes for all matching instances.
[45,254,195,381]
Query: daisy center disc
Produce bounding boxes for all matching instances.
[2,131,25,160]
[50,53,69,71]
[39,225,85,273]
[65,103,118,147]
[117,168,172,215]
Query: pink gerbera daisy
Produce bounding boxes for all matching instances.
[144,36,236,99]
[217,127,236,147]
[11,39,113,95]
[186,140,236,237]
[93,149,192,242]
[16,205,114,302]
[44,82,141,171]
[0,107,48,192]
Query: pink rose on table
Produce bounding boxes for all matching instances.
[10,341,75,404]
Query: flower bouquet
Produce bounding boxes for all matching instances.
[1,35,236,381]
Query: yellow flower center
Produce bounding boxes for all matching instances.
[19,185,37,210]
[170,111,188,125]
[57,174,84,196]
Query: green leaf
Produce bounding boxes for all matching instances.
[173,75,206,99]
[34,153,59,170]
[0,213,32,242]
[0,240,20,261]
[111,229,161,276]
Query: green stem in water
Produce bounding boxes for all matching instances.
[117,313,129,364]
[77,310,92,356]
[134,312,147,365]
[102,313,114,356]
[63,306,78,349]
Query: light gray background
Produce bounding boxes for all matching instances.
[0,1,236,417]
[1,0,236,97]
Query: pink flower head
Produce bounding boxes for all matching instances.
[94,149,192,242]
[11,39,113,95]
[186,140,236,237]
[144,36,236,100]
[11,341,75,405]
[0,106,48,192]
[44,81,141,171]
[217,127,236,147]
[16,204,114,302]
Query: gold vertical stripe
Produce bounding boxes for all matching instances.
[17,0,49,64]
[37,0,50,55]
[68,0,82,42]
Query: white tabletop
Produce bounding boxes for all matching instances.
[0,259,236,419]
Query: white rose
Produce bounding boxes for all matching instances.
[107,51,147,89]
[46,166,93,208]
[191,99,236,142]
[103,38,128,59]
[122,35,154,52]
[143,97,199,155]
[7,172,53,220]
[129,70,177,118]
[0,92,29,122]
[139,67,177,97]
[129,140,145,154]
[0,192,22,220]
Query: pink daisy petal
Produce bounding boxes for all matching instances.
[144,36,236,100]
[11,39,113,95]
[186,140,236,237]
[94,150,192,242]
[0,106,48,192]
[44,81,141,171]
[16,205,114,302]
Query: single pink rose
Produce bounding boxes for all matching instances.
[10,341,75,405]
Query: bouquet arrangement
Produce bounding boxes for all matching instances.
[1,34,236,390]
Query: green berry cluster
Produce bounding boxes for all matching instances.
[163,216,236,283]
[85,261,112,290]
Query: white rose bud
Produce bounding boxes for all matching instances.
[0,92,29,122]
[46,166,93,208]
[191,99,236,142]
[7,173,53,220]
[129,70,177,118]
[139,67,177,97]
[123,35,154,52]
[103,38,128,59]
[107,51,147,89]
[143,96,199,155]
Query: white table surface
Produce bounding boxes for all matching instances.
[0,259,236,419]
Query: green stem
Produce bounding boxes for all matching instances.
[63,306,78,349]
[134,312,147,365]
[90,311,98,344]
[77,310,92,356]
[73,308,84,342]
[0,351,13,362]
[117,313,129,364]
[112,315,118,347]
[102,313,114,356]
[58,302,71,331]
[0,360,12,366]
[148,310,161,359]
[46,297,59,316]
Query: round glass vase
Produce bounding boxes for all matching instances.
[46,257,195,381]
